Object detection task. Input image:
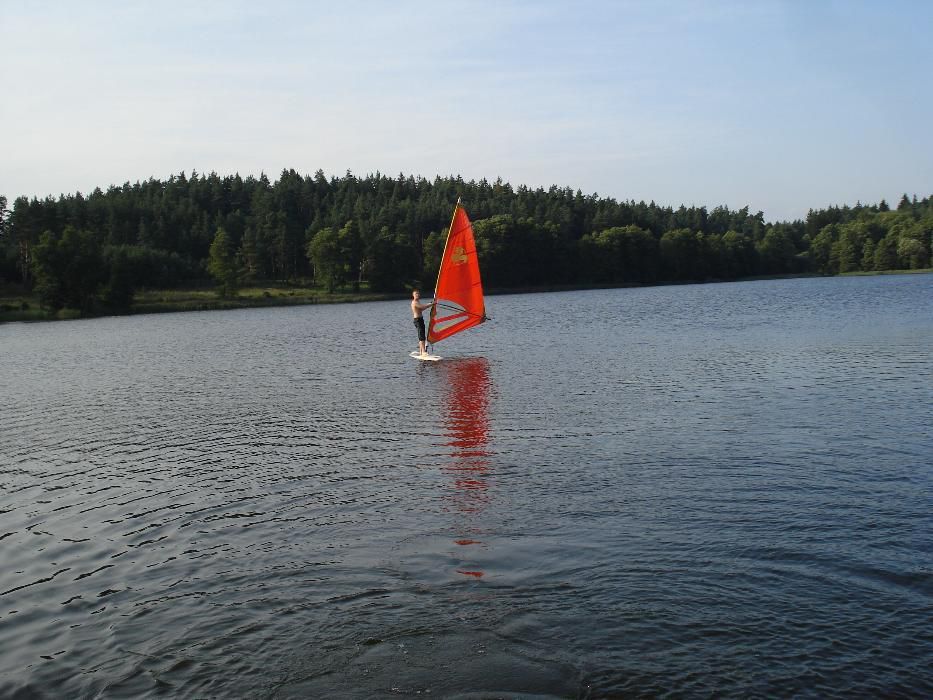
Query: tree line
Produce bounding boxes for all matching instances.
[0,170,930,314]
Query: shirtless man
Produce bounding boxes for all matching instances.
[411,289,433,356]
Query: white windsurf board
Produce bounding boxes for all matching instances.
[409,351,442,362]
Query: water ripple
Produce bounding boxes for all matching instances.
[1,275,932,697]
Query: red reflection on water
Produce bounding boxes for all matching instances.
[456,570,484,578]
[442,357,491,456]
[440,358,493,578]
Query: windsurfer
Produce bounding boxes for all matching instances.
[411,289,433,356]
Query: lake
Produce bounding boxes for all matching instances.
[1,274,932,698]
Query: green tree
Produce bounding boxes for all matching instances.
[32,226,105,312]
[101,245,137,311]
[0,195,13,283]
[421,229,445,285]
[832,222,869,273]
[271,168,310,279]
[473,214,518,287]
[809,225,836,274]
[659,228,700,281]
[896,218,931,269]
[306,226,345,292]
[861,238,877,271]
[0,195,8,238]
[756,227,797,274]
[897,236,928,269]
[238,225,265,280]
[9,196,45,286]
[720,230,757,278]
[207,227,242,297]
[873,233,899,271]
[366,226,419,292]
[580,225,658,283]
[338,220,364,291]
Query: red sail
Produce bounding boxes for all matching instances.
[428,203,486,344]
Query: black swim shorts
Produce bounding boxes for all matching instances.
[413,316,426,341]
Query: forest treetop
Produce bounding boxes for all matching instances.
[0,169,930,314]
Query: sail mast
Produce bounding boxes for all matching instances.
[433,196,462,303]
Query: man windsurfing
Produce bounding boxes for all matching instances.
[411,289,433,357]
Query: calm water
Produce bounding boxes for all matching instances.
[2,274,932,698]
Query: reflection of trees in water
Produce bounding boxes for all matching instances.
[439,358,493,578]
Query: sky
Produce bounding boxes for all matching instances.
[2,0,931,222]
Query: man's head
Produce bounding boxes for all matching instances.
[412,289,420,300]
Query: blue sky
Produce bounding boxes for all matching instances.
[2,0,931,222]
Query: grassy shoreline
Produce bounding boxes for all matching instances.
[0,284,401,323]
[2,268,930,324]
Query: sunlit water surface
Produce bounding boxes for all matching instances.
[2,274,932,698]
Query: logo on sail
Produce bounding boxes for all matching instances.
[450,246,468,265]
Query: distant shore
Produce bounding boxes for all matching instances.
[2,268,930,324]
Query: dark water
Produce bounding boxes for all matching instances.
[2,274,932,698]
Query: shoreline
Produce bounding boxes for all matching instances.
[2,268,930,324]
